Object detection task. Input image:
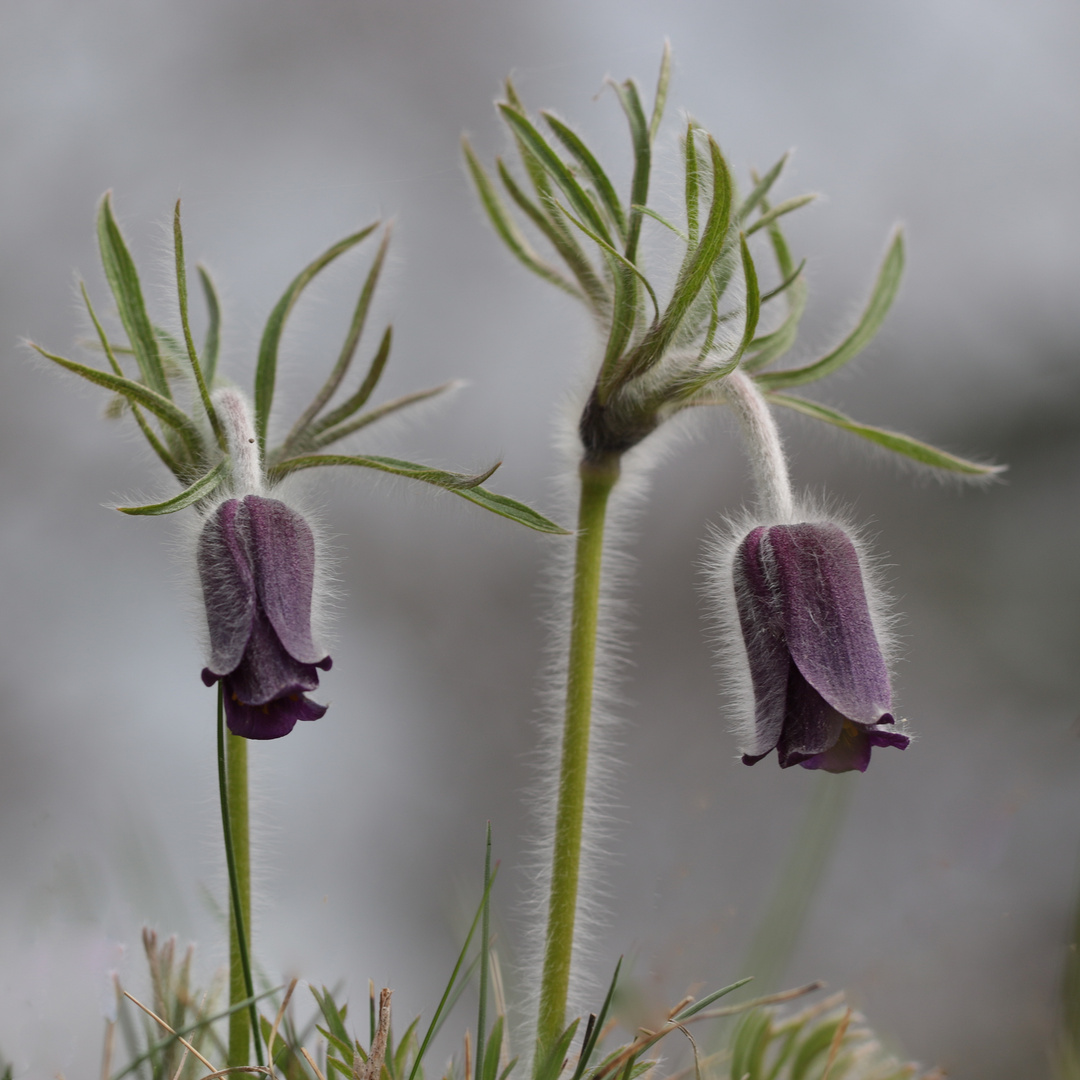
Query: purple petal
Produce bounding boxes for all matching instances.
[767,523,892,726]
[226,606,323,706]
[776,663,845,767]
[223,679,327,740]
[244,496,329,668]
[798,722,911,773]
[733,526,791,758]
[198,499,256,677]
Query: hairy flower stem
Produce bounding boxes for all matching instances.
[216,687,263,1068]
[536,456,619,1064]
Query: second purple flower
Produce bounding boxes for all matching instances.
[733,521,909,773]
[198,494,331,740]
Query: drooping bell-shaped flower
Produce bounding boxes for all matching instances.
[732,521,908,772]
[198,494,331,740]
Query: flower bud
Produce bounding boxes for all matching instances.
[730,521,908,772]
[198,494,331,739]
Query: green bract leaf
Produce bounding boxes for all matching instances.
[80,282,185,480]
[115,461,227,515]
[743,192,817,237]
[463,138,583,299]
[740,277,808,374]
[649,41,672,142]
[269,454,569,533]
[173,201,225,448]
[737,152,789,223]
[31,343,204,460]
[196,264,222,385]
[254,222,380,453]
[96,192,171,399]
[683,122,701,245]
[306,381,458,452]
[766,392,1005,477]
[497,159,609,317]
[498,104,613,245]
[755,230,904,390]
[281,225,392,458]
[542,113,627,240]
[607,77,651,263]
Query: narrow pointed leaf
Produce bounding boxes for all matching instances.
[741,277,808,373]
[569,959,622,1080]
[81,282,185,479]
[744,193,817,237]
[96,192,171,399]
[541,113,627,238]
[254,222,380,452]
[684,122,701,245]
[649,41,672,142]
[480,1017,504,1080]
[197,264,222,385]
[607,78,650,263]
[634,205,687,239]
[498,104,613,244]
[305,325,394,440]
[306,381,458,452]
[406,869,500,1080]
[554,198,658,320]
[497,159,608,314]
[32,343,204,458]
[173,201,224,446]
[609,136,731,390]
[115,461,227,515]
[271,453,569,532]
[534,1020,580,1080]
[738,153,790,222]
[282,226,391,457]
[756,230,904,389]
[765,392,1004,477]
[672,978,754,1022]
[463,138,583,298]
[311,987,353,1056]
[758,258,806,305]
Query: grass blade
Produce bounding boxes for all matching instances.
[755,230,904,389]
[254,222,380,453]
[475,825,493,1080]
[569,958,622,1080]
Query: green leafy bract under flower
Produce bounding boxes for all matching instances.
[31,194,567,533]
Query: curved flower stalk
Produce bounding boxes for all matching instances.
[29,194,566,1068]
[466,46,1000,1060]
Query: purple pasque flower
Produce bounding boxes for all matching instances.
[733,521,908,773]
[198,494,331,740]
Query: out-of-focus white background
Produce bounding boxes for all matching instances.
[2,2,1080,1076]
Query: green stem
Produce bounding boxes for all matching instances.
[535,456,619,1063]
[216,687,264,1067]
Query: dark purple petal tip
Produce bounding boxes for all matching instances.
[733,521,906,774]
[198,495,330,739]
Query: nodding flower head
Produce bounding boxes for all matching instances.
[728,521,908,773]
[198,493,331,739]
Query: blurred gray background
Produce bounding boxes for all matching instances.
[2,1,1080,1076]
